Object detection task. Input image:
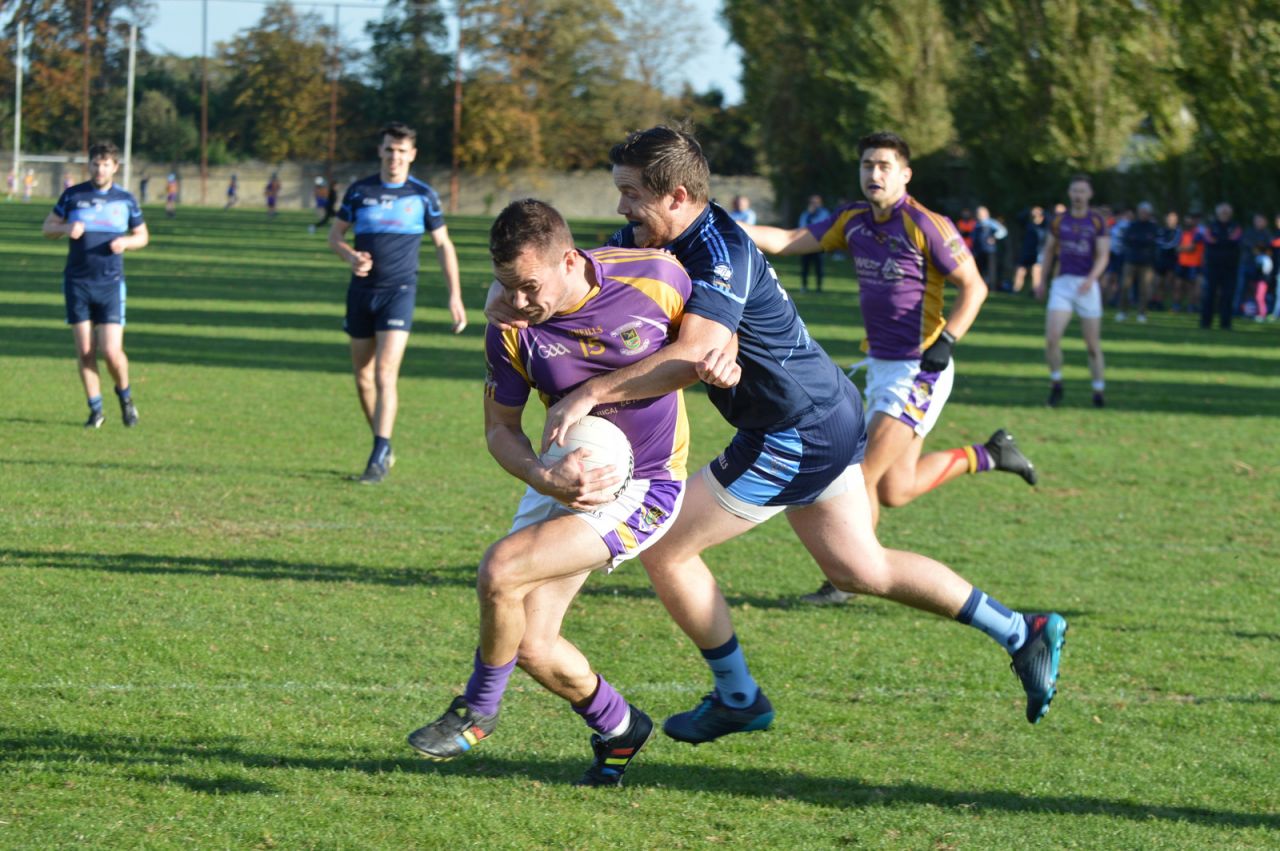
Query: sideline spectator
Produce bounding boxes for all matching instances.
[1238,213,1271,314]
[1118,202,1158,322]
[972,206,1008,289]
[796,194,830,292]
[1101,207,1130,307]
[955,208,976,251]
[1248,243,1272,322]
[1196,202,1242,330]
[1014,206,1046,296]
[1176,212,1204,313]
[164,173,179,217]
[1154,210,1181,311]
[729,194,757,225]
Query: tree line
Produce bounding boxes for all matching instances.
[3,0,1279,216]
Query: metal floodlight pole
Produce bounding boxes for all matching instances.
[201,0,209,204]
[449,1,463,213]
[12,20,22,196]
[83,0,91,159]
[327,4,339,182]
[123,24,137,192]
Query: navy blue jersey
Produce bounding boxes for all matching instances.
[52,182,144,287]
[338,175,446,288]
[610,202,849,431]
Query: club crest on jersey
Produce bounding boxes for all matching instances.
[638,504,668,532]
[710,263,734,290]
[610,323,650,356]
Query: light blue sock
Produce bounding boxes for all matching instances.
[87,395,103,414]
[957,587,1028,654]
[701,634,758,708]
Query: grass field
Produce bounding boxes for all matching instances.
[1,200,1277,850]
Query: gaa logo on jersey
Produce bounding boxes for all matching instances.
[710,263,734,290]
[610,322,651,357]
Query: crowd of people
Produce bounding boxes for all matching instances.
[955,201,1280,326]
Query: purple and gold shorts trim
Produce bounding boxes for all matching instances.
[863,356,955,438]
[508,478,685,572]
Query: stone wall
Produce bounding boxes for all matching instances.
[3,152,775,222]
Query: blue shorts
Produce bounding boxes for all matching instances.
[345,284,415,338]
[1106,253,1125,275]
[65,279,126,326]
[708,381,867,510]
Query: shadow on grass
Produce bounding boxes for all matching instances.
[2,727,1275,830]
[0,548,821,612]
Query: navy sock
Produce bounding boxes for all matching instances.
[701,634,758,709]
[370,436,391,467]
[957,587,1028,654]
[114,385,131,403]
[88,395,103,414]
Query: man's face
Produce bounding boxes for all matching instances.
[1216,203,1233,222]
[89,156,119,189]
[613,165,680,248]
[492,245,575,325]
[1165,211,1178,227]
[1253,213,1268,229]
[1068,180,1093,208]
[859,148,910,208]
[379,135,417,182]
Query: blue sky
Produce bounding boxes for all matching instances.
[144,0,744,104]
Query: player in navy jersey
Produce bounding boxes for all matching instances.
[328,122,467,484]
[488,126,1068,735]
[42,141,149,428]
[408,200,691,786]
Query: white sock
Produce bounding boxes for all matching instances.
[603,708,631,739]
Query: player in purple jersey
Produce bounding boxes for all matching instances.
[42,141,149,428]
[487,127,1068,736]
[1040,174,1110,408]
[328,122,466,484]
[743,132,1038,603]
[408,200,690,786]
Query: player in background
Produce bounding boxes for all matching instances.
[224,174,239,210]
[1117,201,1158,323]
[488,126,1068,736]
[164,173,178,218]
[309,177,327,233]
[328,122,466,484]
[42,141,149,428]
[1040,174,1110,408]
[408,200,692,786]
[742,133,1037,604]
[265,173,281,219]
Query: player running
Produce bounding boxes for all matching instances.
[42,141,150,428]
[489,127,1068,738]
[1040,174,1110,408]
[407,199,691,787]
[741,132,1037,604]
[328,122,467,484]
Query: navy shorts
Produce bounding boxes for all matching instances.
[709,381,867,508]
[345,284,415,338]
[1177,265,1200,281]
[1106,253,1125,275]
[65,279,126,326]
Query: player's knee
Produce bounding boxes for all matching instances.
[76,349,97,368]
[374,368,399,393]
[477,543,525,601]
[877,483,914,509]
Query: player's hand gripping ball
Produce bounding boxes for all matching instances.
[541,415,634,503]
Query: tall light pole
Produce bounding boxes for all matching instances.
[327,4,339,182]
[201,0,209,204]
[11,19,23,197]
[123,24,137,192]
[82,0,91,159]
[448,1,463,213]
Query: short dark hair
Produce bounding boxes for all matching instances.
[489,199,574,270]
[88,141,120,163]
[609,125,710,204]
[380,122,416,144]
[857,132,911,165]
[1068,173,1093,188]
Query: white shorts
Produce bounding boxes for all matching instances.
[701,461,863,524]
[508,476,685,572]
[857,356,955,438]
[1048,275,1103,319]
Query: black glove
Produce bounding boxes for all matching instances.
[919,329,956,373]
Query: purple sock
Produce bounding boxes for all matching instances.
[572,675,629,736]
[970,443,992,472]
[462,648,517,717]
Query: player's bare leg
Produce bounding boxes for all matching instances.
[349,336,377,426]
[1080,315,1105,407]
[97,323,129,392]
[1045,309,1072,407]
[72,321,101,400]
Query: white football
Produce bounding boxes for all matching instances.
[541,415,634,500]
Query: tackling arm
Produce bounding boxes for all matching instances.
[739,223,824,255]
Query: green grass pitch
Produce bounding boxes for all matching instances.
[1,201,1277,849]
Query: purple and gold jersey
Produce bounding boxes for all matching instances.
[1049,210,1107,277]
[52,182,145,287]
[485,247,692,482]
[808,195,969,360]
